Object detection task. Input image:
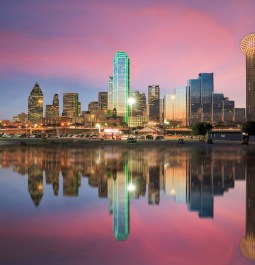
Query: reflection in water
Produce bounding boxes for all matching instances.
[0,146,251,248]
[241,152,255,259]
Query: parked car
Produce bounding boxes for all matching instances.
[127,137,137,143]
[155,135,164,140]
[177,138,185,144]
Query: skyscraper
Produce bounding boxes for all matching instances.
[112,52,130,122]
[28,82,43,124]
[129,90,146,115]
[45,94,59,117]
[187,79,201,125]
[212,93,224,124]
[107,76,113,111]
[62,93,80,117]
[187,73,213,125]
[241,34,255,121]
[148,85,160,122]
[199,73,214,123]
[98,92,108,110]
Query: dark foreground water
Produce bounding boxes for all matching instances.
[0,145,254,265]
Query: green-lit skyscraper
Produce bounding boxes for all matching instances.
[112,52,130,122]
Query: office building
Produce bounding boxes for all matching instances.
[129,90,146,115]
[241,34,255,121]
[98,92,108,110]
[88,101,99,114]
[187,79,201,125]
[62,93,80,117]
[212,93,224,124]
[175,86,187,126]
[45,94,59,117]
[148,85,160,122]
[223,99,234,124]
[200,73,214,123]
[28,82,43,124]
[164,93,175,122]
[235,108,246,124]
[112,52,130,122]
[107,76,113,111]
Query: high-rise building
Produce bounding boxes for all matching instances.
[62,93,80,117]
[164,87,187,127]
[235,108,246,124]
[112,52,130,122]
[164,94,175,122]
[28,82,43,124]
[187,73,213,125]
[45,94,59,117]
[175,86,187,126]
[223,98,234,124]
[107,76,113,111]
[129,90,146,115]
[212,93,224,124]
[241,34,255,121]
[187,79,201,125]
[148,85,160,122]
[98,92,108,110]
[199,73,214,123]
[88,101,99,114]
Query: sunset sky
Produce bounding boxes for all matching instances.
[0,0,255,119]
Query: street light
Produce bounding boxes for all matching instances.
[96,123,101,136]
[128,97,136,129]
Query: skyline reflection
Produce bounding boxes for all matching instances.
[0,145,254,264]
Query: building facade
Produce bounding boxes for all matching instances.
[98,92,108,110]
[212,93,224,124]
[112,52,130,122]
[28,82,43,124]
[148,85,160,122]
[62,93,80,117]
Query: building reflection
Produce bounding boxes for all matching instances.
[0,145,247,240]
[28,165,43,207]
[241,151,255,260]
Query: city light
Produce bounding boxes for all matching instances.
[96,123,101,134]
[241,34,255,55]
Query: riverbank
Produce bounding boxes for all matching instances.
[0,137,252,147]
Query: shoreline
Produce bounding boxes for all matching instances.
[0,137,252,147]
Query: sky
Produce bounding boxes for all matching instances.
[0,0,254,120]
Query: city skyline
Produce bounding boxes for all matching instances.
[1,0,255,119]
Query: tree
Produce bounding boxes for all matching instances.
[191,122,213,136]
[242,121,255,135]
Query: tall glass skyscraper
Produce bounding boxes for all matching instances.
[241,34,255,121]
[187,73,214,125]
[112,52,130,122]
[199,73,214,123]
[187,79,201,125]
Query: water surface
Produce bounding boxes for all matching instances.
[0,145,254,265]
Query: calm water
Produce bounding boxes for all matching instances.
[0,145,254,265]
